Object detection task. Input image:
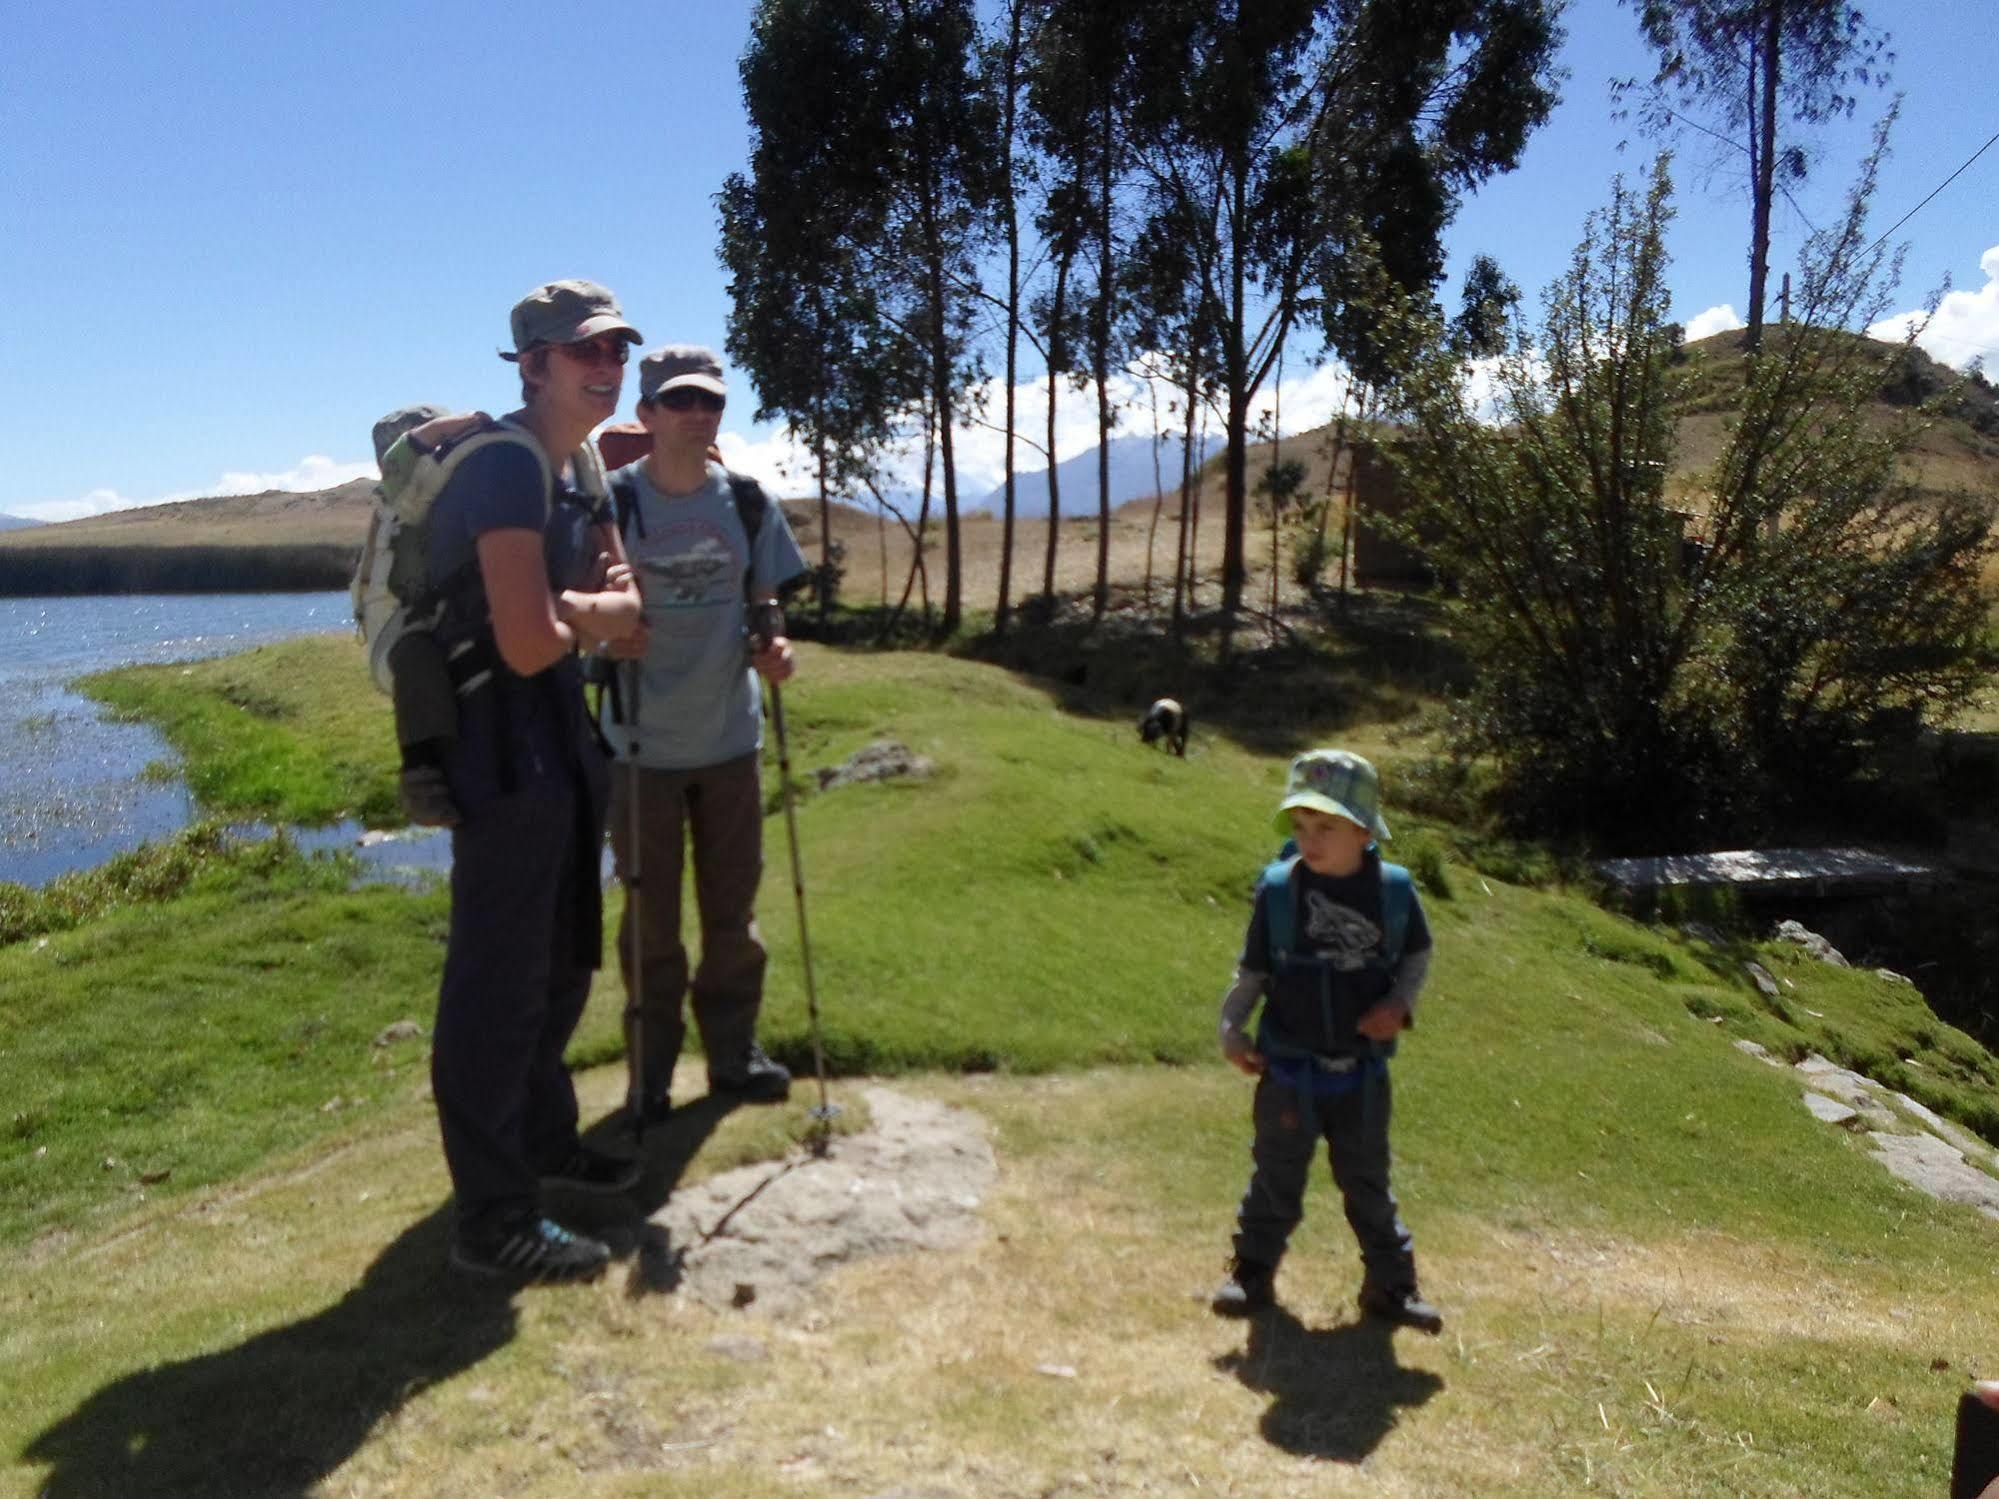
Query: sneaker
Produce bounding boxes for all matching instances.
[537,1143,641,1195]
[1358,1282,1444,1335]
[1211,1256,1276,1317]
[709,1043,791,1104]
[398,764,460,827]
[448,1217,611,1283]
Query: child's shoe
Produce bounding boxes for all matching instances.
[1210,1256,1275,1317]
[1358,1281,1444,1334]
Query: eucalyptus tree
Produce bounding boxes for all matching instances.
[982,0,1036,635]
[724,0,995,636]
[873,0,1000,635]
[1128,0,1561,626]
[1025,0,1151,619]
[722,0,921,616]
[1618,0,1891,352]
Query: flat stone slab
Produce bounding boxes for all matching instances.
[647,1087,996,1315]
[1596,846,1935,895]
[1734,1038,1784,1067]
[1803,1092,1861,1127]
[1870,1133,1999,1219]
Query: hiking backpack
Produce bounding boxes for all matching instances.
[1258,849,1416,976]
[350,417,610,693]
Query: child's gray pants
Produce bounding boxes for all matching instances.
[1232,1068,1418,1291]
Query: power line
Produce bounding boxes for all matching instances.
[1869,127,1999,255]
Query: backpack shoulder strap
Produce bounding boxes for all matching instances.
[610,472,643,539]
[1377,860,1415,969]
[724,470,770,548]
[1257,855,1302,969]
[568,441,613,525]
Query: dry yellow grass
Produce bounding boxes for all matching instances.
[9,1060,1990,1498]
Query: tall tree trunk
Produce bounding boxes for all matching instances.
[1092,103,1114,623]
[1042,246,1071,602]
[996,0,1023,638]
[815,432,831,619]
[1746,8,1780,355]
[1172,359,1198,634]
[1143,376,1165,603]
[1220,166,1250,624]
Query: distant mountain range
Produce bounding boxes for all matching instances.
[0,514,43,532]
[970,434,1216,517]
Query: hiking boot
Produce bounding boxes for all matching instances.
[1211,1256,1276,1317]
[398,763,460,827]
[537,1143,640,1195]
[709,1043,791,1104]
[1358,1282,1444,1335]
[627,1093,673,1131]
[448,1217,611,1283]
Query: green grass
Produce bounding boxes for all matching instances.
[8,637,1998,1494]
[80,637,402,826]
[0,840,453,1249]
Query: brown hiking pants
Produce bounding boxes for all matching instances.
[608,752,767,1104]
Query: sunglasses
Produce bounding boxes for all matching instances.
[653,387,726,413]
[551,335,630,367]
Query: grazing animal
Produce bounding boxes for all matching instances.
[1139,697,1189,757]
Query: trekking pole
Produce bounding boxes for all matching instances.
[754,611,837,1150]
[622,658,648,1146]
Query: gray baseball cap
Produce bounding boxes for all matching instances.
[499,279,642,361]
[639,344,728,402]
[371,403,450,466]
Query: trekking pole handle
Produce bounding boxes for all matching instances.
[746,600,786,656]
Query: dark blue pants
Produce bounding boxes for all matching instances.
[1232,1068,1417,1291]
[431,776,603,1237]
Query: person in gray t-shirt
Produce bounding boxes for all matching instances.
[602,346,809,1122]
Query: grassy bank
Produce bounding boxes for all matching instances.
[81,637,402,827]
[8,638,1998,1494]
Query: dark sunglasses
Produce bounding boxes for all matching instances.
[654,387,726,413]
[552,335,630,367]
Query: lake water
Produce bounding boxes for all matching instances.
[0,593,448,887]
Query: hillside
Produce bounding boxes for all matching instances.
[4,637,1997,1496]
[4,332,1994,600]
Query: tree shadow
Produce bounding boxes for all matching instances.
[20,1099,734,1498]
[1214,1305,1445,1462]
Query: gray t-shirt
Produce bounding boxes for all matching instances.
[606,461,809,770]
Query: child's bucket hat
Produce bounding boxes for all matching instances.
[1275,748,1390,841]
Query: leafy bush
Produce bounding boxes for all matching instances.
[1389,156,1998,851]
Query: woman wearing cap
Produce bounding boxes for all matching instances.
[423,279,647,1283]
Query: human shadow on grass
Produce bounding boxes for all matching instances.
[21,1098,734,1498]
[1214,1305,1444,1462]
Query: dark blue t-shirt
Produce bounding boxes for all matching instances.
[1241,850,1432,1055]
[425,435,607,811]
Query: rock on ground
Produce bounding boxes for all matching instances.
[649,1087,996,1315]
[1774,919,1850,967]
[1870,1133,1999,1219]
[814,740,936,792]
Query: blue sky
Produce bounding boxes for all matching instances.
[3,0,1994,521]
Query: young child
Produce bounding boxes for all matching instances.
[1212,748,1442,1333]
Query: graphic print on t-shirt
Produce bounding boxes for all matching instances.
[638,516,740,635]
[1301,888,1381,972]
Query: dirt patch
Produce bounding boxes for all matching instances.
[645,1086,996,1315]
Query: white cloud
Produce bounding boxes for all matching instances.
[17,454,377,526]
[1867,245,1999,371]
[210,455,375,496]
[1684,303,1745,341]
